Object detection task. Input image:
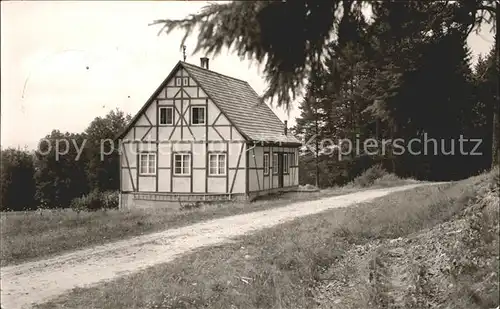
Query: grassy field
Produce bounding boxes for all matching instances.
[0,173,415,267]
[35,169,499,309]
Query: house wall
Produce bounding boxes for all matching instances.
[247,145,299,192]
[120,67,247,195]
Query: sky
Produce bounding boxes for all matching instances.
[1,1,495,150]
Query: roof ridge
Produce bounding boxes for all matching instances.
[245,82,287,126]
[179,61,301,145]
[180,61,250,85]
[181,61,284,125]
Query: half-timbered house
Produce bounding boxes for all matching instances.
[117,58,301,209]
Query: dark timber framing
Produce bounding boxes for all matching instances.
[181,69,185,141]
[121,140,251,145]
[189,104,206,126]
[170,144,174,192]
[131,124,243,128]
[121,143,136,192]
[135,142,139,191]
[205,98,209,193]
[230,143,245,193]
[171,151,192,177]
[190,143,193,192]
[263,150,268,189]
[158,105,175,126]
[251,146,261,191]
[155,99,159,192]
[245,143,249,195]
[226,141,229,193]
[117,61,300,205]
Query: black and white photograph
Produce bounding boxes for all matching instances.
[1,1,499,308]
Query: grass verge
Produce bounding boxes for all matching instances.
[0,175,415,267]
[35,170,498,309]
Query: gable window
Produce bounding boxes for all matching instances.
[209,153,226,176]
[272,153,278,174]
[182,77,189,86]
[139,153,156,175]
[159,106,174,125]
[263,153,270,175]
[174,153,191,176]
[191,106,206,125]
[175,77,182,86]
[283,153,289,174]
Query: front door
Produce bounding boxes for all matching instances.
[278,153,284,188]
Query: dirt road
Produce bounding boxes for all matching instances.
[1,184,434,309]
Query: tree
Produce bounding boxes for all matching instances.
[34,131,89,208]
[152,1,343,108]
[361,1,484,179]
[155,0,498,168]
[31,109,131,209]
[456,0,498,167]
[0,148,37,211]
[294,69,327,187]
[474,48,499,168]
[84,109,132,192]
[293,1,489,181]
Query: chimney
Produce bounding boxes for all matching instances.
[284,120,288,136]
[200,57,209,70]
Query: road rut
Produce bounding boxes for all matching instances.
[1,184,434,309]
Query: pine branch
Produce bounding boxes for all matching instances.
[152,1,339,109]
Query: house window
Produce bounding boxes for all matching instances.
[159,106,174,125]
[174,153,191,176]
[209,153,226,176]
[263,153,270,175]
[290,152,296,166]
[139,153,156,175]
[283,153,289,174]
[175,77,182,86]
[183,77,189,86]
[191,106,206,125]
[272,153,278,174]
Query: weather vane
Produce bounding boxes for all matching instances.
[182,45,186,61]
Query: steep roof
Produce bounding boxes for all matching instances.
[118,61,301,145]
[181,62,300,145]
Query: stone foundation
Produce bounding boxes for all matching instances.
[247,186,299,201]
[120,186,299,210]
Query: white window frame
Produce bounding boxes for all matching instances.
[272,153,278,175]
[175,77,182,86]
[173,153,191,176]
[283,153,289,174]
[159,106,174,125]
[182,77,189,86]
[263,153,270,175]
[208,153,227,176]
[191,106,206,125]
[139,153,156,175]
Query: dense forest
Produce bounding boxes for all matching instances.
[1,1,498,209]
[0,110,131,211]
[292,1,499,186]
[155,0,498,187]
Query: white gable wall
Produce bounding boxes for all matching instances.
[120,66,246,195]
[119,64,298,202]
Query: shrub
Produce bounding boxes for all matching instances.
[298,184,320,192]
[70,190,119,212]
[179,201,202,211]
[351,164,389,187]
[373,173,404,187]
[1,148,37,211]
[101,191,119,209]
